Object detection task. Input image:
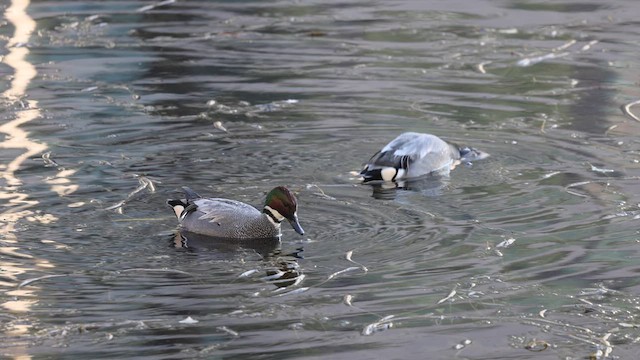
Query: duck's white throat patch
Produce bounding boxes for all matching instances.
[264,205,285,224]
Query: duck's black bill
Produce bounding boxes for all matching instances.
[289,216,305,235]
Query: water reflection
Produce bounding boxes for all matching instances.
[171,231,305,289]
[0,1,47,358]
[170,230,280,255]
[366,170,458,200]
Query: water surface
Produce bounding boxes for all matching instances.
[2,0,640,359]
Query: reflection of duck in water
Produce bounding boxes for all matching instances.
[171,230,305,289]
[171,230,281,255]
[167,186,304,239]
[361,132,489,197]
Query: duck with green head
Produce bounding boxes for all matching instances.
[167,186,304,239]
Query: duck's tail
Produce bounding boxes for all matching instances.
[167,187,201,219]
[360,166,404,183]
[181,186,201,200]
[360,167,383,182]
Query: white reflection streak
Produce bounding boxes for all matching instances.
[0,0,51,357]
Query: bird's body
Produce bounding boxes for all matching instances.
[360,132,488,182]
[168,187,304,239]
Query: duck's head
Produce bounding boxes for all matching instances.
[263,186,304,235]
[459,147,490,162]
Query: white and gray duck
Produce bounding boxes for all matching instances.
[360,132,489,182]
[168,186,304,239]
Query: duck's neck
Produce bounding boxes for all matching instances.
[263,206,284,228]
[450,144,463,160]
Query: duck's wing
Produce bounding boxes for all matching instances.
[168,187,253,223]
[385,133,448,158]
[177,198,263,237]
[191,198,260,223]
[398,136,461,176]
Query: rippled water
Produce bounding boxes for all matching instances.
[2,0,640,359]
